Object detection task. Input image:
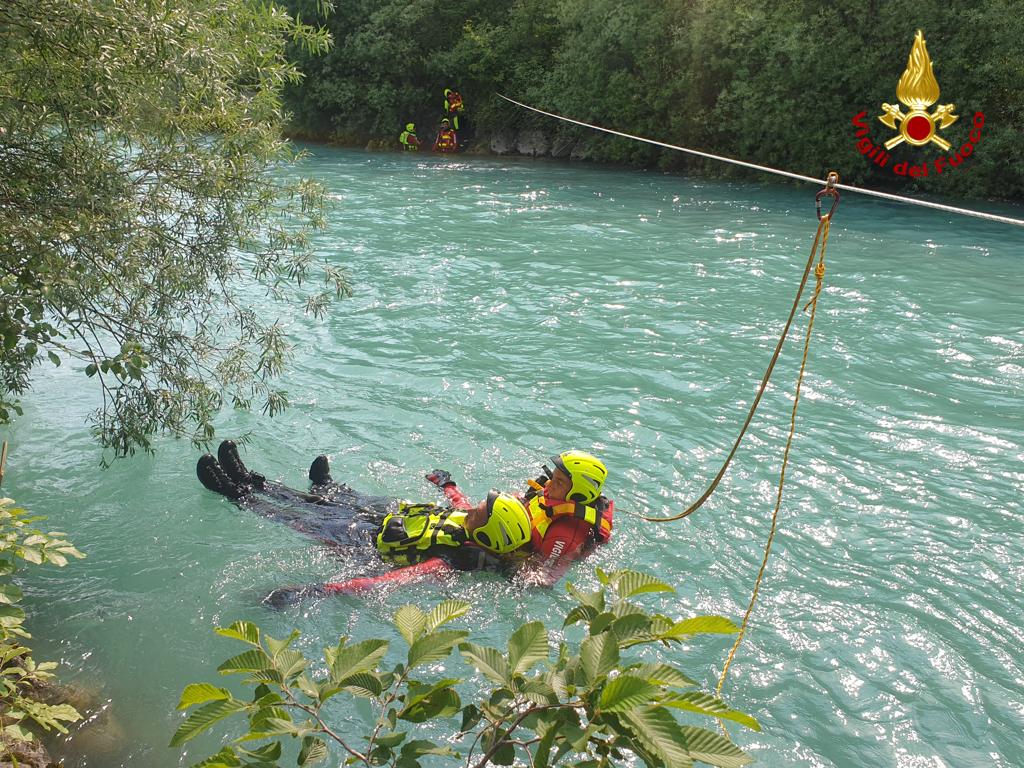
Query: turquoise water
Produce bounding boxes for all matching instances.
[6,147,1023,766]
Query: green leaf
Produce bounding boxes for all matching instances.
[534,722,557,768]
[0,583,24,605]
[459,643,510,686]
[517,678,558,706]
[589,611,616,635]
[190,746,242,767]
[374,732,407,748]
[680,726,752,767]
[399,685,460,723]
[216,621,261,646]
[169,698,249,746]
[238,742,282,761]
[407,629,467,670]
[177,683,231,710]
[662,692,761,731]
[610,614,652,646]
[580,633,619,684]
[609,570,675,599]
[3,723,36,742]
[489,741,515,766]
[340,672,383,698]
[217,649,273,674]
[394,605,427,646]
[330,638,388,681]
[659,616,739,639]
[265,629,300,658]
[275,648,308,680]
[249,705,292,734]
[400,739,458,760]
[599,675,659,712]
[627,663,697,689]
[562,604,598,627]
[298,735,329,766]
[425,599,471,632]
[566,582,605,612]
[508,621,549,676]
[47,351,61,367]
[460,704,481,733]
[0,603,26,627]
[620,707,693,768]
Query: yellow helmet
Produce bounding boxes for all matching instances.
[405,123,415,132]
[550,451,607,504]
[471,491,531,554]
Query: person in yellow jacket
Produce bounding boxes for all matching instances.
[399,122,419,151]
[426,450,614,588]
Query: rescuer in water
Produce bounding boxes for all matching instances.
[196,442,612,599]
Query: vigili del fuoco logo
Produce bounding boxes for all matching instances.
[851,30,984,178]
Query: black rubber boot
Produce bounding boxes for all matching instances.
[218,440,266,489]
[197,454,248,500]
[309,455,333,486]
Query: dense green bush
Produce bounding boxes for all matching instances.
[173,569,757,767]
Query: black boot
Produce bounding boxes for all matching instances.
[309,455,333,486]
[197,454,248,500]
[218,440,266,489]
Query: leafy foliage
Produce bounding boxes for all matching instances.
[174,569,758,767]
[0,0,346,459]
[0,498,85,748]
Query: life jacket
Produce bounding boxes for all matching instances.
[446,92,464,113]
[375,503,469,565]
[524,491,614,551]
[399,130,418,151]
[435,129,457,152]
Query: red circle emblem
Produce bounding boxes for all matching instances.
[906,115,932,142]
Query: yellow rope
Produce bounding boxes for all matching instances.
[644,211,830,523]
[716,215,831,699]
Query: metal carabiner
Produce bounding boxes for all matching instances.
[815,171,840,221]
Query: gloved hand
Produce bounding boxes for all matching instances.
[425,469,455,488]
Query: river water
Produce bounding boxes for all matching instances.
[6,147,1023,766]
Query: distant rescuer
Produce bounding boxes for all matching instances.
[432,118,458,153]
[399,122,419,151]
[443,87,464,130]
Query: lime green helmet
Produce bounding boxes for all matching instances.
[471,491,531,554]
[550,451,607,504]
[405,123,415,132]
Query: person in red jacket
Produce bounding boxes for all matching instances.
[432,118,458,153]
[425,450,613,588]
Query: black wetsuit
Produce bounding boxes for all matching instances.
[198,449,504,572]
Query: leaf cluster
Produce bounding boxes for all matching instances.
[173,569,758,768]
[0,0,348,458]
[0,498,85,747]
